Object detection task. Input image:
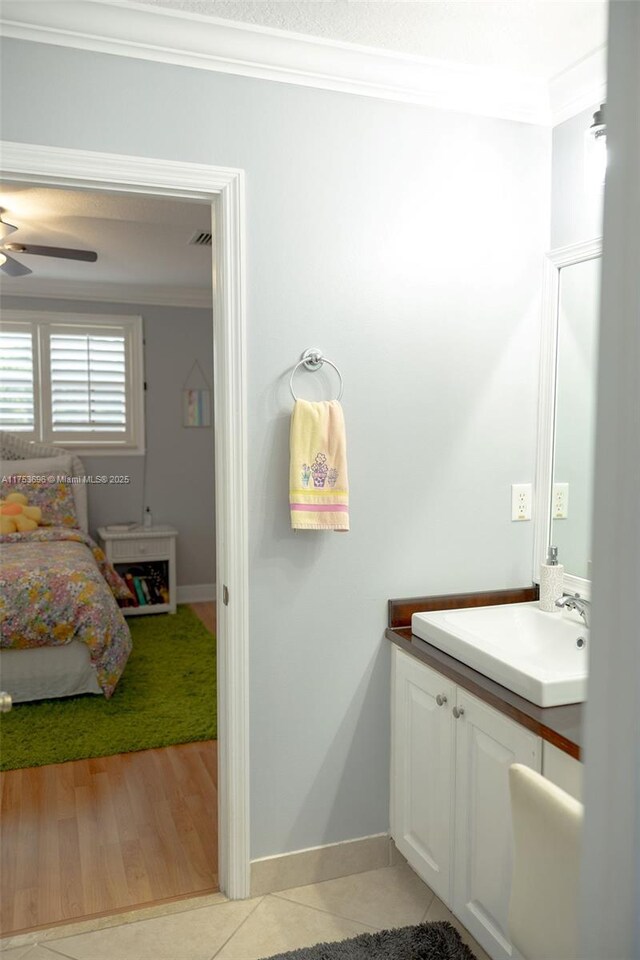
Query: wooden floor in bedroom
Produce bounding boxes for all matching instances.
[0,603,218,937]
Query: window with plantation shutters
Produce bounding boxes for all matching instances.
[0,327,36,434]
[49,329,128,438]
[0,312,144,453]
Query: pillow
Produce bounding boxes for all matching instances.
[0,474,79,529]
[0,454,88,532]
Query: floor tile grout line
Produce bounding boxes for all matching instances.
[15,873,438,959]
[33,942,79,960]
[25,897,263,960]
[420,891,437,922]
[420,900,488,960]
[269,892,381,932]
[21,893,230,950]
[208,896,265,960]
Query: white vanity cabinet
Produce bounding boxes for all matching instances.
[391,646,542,960]
[390,644,457,903]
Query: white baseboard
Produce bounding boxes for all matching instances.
[178,583,216,603]
[250,834,392,897]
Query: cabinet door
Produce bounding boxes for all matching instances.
[452,690,541,960]
[390,647,456,903]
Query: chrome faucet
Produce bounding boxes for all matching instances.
[555,594,591,629]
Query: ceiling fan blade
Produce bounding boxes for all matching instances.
[4,243,98,262]
[0,254,33,277]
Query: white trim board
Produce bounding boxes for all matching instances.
[0,278,213,309]
[0,140,251,900]
[549,47,607,127]
[0,0,605,126]
[533,237,601,601]
[250,834,392,898]
[178,583,216,604]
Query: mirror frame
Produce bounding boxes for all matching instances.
[533,236,602,599]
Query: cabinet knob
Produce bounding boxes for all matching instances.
[452,706,465,719]
[436,694,448,707]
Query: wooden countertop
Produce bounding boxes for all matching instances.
[387,588,582,760]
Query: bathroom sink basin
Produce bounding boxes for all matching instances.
[411,602,587,707]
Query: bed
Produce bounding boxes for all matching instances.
[0,431,133,703]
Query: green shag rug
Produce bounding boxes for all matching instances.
[0,605,216,771]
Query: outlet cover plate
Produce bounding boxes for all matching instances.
[511,483,532,521]
[553,482,569,519]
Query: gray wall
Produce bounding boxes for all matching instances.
[1,294,215,587]
[0,39,551,859]
[551,106,605,247]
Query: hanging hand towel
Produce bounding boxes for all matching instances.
[290,400,349,531]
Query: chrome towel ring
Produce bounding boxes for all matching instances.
[289,348,344,402]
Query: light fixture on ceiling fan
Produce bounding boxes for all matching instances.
[0,209,98,277]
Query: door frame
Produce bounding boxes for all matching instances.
[0,140,251,899]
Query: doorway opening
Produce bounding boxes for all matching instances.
[0,143,250,935]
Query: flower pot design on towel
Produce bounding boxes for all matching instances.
[311,453,329,488]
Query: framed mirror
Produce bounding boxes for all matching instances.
[533,238,602,597]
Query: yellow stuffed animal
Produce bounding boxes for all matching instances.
[0,492,43,534]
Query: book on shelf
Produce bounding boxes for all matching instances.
[123,573,140,606]
[105,522,139,532]
[118,562,169,608]
[147,565,169,604]
[140,579,152,604]
[146,579,163,605]
[132,577,147,605]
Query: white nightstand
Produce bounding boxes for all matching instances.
[97,524,178,615]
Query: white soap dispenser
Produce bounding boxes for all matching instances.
[540,545,564,612]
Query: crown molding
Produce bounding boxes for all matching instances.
[0,276,212,308]
[0,1,607,126]
[549,46,607,126]
[1,0,554,125]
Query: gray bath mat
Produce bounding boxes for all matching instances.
[261,920,477,959]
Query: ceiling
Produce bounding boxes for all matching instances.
[134,0,607,80]
[0,185,213,297]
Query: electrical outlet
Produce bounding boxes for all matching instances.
[553,482,569,519]
[511,483,532,521]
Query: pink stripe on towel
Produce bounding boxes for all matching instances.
[291,503,349,512]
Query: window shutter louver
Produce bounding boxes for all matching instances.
[0,330,36,432]
[49,333,128,435]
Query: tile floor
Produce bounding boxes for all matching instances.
[0,864,491,960]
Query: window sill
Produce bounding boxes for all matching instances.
[66,447,146,457]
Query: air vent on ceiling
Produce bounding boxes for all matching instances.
[188,230,213,247]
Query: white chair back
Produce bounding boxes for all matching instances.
[509,763,583,960]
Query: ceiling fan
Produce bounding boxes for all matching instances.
[0,209,98,277]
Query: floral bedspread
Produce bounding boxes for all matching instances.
[0,528,133,698]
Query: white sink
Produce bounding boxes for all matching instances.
[411,602,587,707]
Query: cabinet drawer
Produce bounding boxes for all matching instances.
[111,537,171,560]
